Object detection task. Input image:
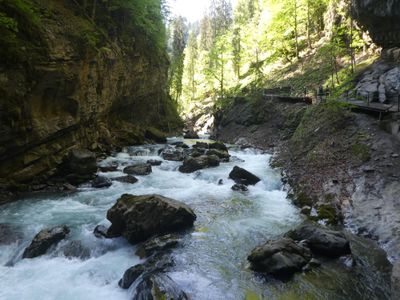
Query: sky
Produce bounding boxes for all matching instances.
[168,0,237,22]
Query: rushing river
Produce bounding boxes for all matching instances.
[0,138,392,300]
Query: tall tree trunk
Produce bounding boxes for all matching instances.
[306,0,312,49]
[91,0,97,21]
[294,0,299,59]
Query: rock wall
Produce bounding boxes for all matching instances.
[352,0,400,48]
[0,0,181,191]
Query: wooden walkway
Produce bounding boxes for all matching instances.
[340,98,400,119]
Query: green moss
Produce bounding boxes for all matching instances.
[311,203,339,225]
[293,191,313,207]
[0,0,46,65]
[351,143,371,163]
[291,100,353,153]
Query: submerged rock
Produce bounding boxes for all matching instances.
[285,223,351,257]
[107,194,196,244]
[91,176,112,188]
[231,184,249,192]
[183,131,199,139]
[62,148,97,185]
[93,225,109,238]
[161,147,185,161]
[62,240,91,260]
[206,149,230,161]
[123,163,152,176]
[229,166,260,185]
[23,226,70,258]
[179,155,220,173]
[99,164,118,172]
[0,224,22,245]
[193,142,209,150]
[113,175,139,184]
[119,255,174,289]
[136,234,181,258]
[147,159,162,166]
[209,141,228,152]
[120,264,147,289]
[132,274,188,300]
[171,142,190,149]
[248,238,312,278]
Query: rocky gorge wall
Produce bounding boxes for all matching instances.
[0,0,181,195]
[352,0,400,49]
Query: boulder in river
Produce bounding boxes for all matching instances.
[61,240,91,260]
[113,175,138,184]
[171,142,190,149]
[229,166,260,185]
[107,194,196,244]
[209,141,228,152]
[147,159,162,166]
[248,238,312,278]
[23,226,70,258]
[119,254,175,289]
[183,130,199,139]
[0,224,22,245]
[93,225,109,238]
[98,163,118,172]
[178,155,219,173]
[231,184,249,192]
[193,142,209,150]
[132,274,188,300]
[123,163,152,176]
[136,234,181,258]
[91,176,112,188]
[62,148,97,184]
[206,149,230,161]
[285,222,351,257]
[161,147,185,161]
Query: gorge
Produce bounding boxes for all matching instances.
[1,0,400,299]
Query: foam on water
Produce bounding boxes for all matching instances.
[0,139,303,300]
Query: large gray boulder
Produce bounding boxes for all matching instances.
[119,255,174,289]
[107,194,196,244]
[91,176,112,188]
[161,147,185,161]
[209,141,228,152]
[248,238,312,278]
[62,148,97,184]
[132,274,188,300]
[136,234,180,258]
[206,149,230,161]
[229,166,260,185]
[123,163,152,176]
[285,223,351,257]
[178,155,220,173]
[23,226,70,258]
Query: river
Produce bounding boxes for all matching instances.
[0,137,391,299]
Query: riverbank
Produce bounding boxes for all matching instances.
[213,95,400,297]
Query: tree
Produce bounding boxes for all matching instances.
[232,26,242,80]
[169,16,188,103]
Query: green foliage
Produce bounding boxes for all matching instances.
[351,143,371,163]
[291,100,353,152]
[168,0,372,115]
[0,0,46,64]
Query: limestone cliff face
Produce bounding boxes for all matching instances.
[0,0,181,189]
[352,0,400,48]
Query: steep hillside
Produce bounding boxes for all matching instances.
[0,0,181,193]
